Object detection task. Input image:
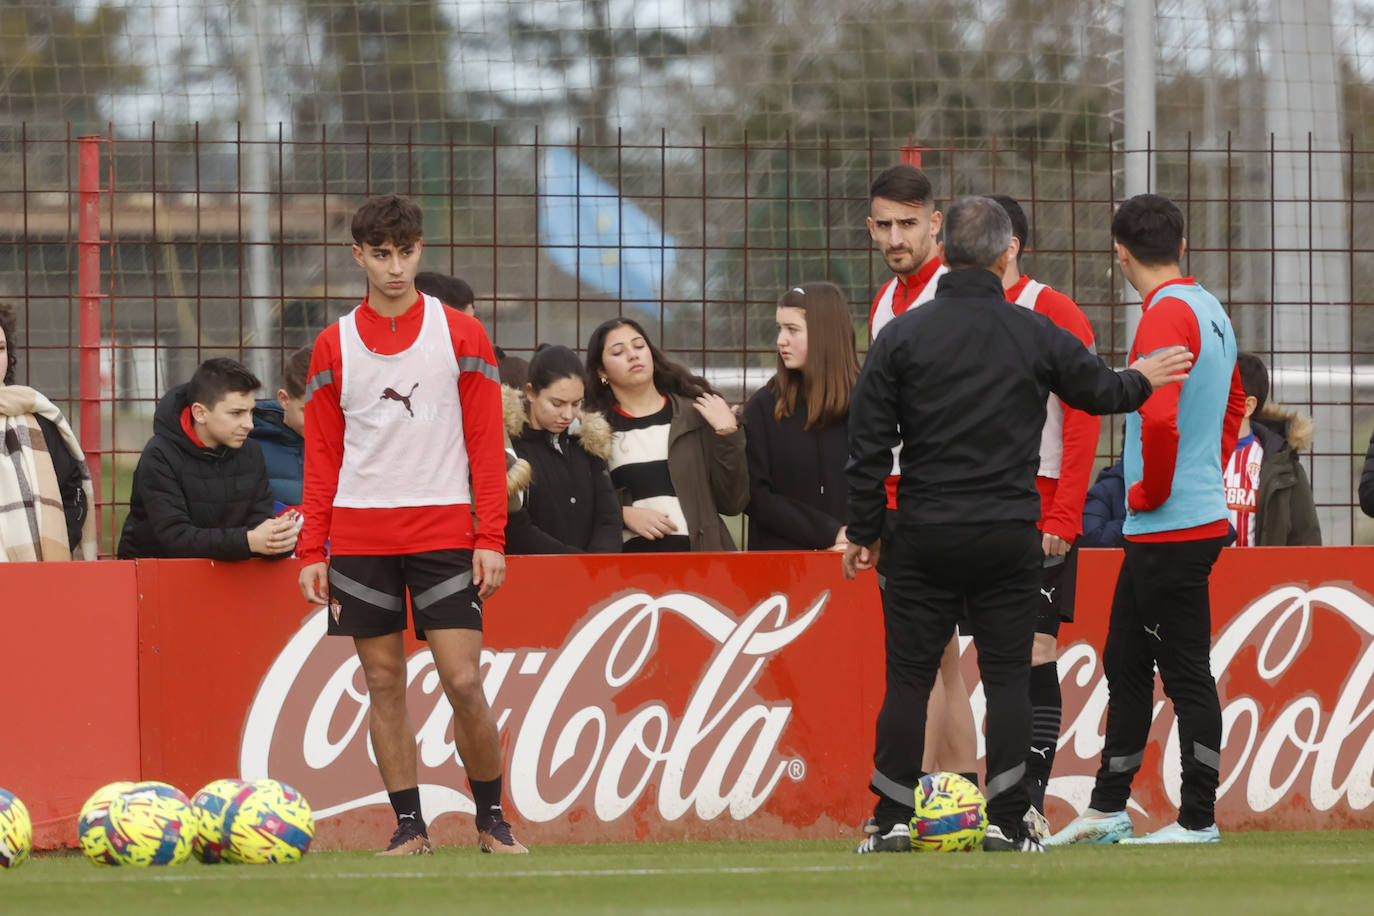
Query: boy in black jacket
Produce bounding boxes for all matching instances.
[118,357,298,560]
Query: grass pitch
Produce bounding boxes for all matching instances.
[6,831,1372,915]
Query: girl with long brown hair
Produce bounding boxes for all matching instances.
[742,282,860,550]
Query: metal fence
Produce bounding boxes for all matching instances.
[2,129,1371,550]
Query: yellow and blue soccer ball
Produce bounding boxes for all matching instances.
[78,781,136,866]
[190,778,249,864]
[223,779,314,864]
[909,771,987,852]
[105,781,197,867]
[0,788,33,869]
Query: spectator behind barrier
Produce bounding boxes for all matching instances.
[1228,351,1322,545]
[584,316,748,551]
[504,345,622,554]
[1080,460,1127,549]
[250,345,311,508]
[118,357,298,560]
[415,271,476,315]
[0,302,96,561]
[743,282,857,550]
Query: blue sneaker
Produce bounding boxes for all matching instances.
[1043,808,1133,846]
[1119,822,1220,845]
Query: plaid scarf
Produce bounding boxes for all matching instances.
[0,385,97,562]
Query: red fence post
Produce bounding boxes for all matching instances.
[78,135,103,539]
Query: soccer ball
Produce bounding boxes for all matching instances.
[78,781,136,866]
[0,788,32,869]
[190,778,248,864]
[105,781,197,867]
[223,779,315,864]
[909,771,987,852]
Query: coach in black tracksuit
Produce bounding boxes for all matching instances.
[844,196,1193,852]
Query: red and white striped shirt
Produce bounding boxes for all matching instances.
[1224,433,1263,547]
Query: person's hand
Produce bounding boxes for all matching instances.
[249,516,298,555]
[624,506,678,539]
[1131,345,1193,389]
[692,393,738,432]
[299,561,329,605]
[829,526,849,552]
[1042,532,1072,558]
[472,548,506,599]
[841,539,880,579]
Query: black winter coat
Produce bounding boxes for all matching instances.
[117,384,279,560]
[743,385,847,550]
[847,268,1155,544]
[505,416,623,555]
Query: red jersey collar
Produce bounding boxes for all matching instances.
[1004,274,1032,302]
[359,293,424,321]
[898,255,944,294]
[1142,276,1195,311]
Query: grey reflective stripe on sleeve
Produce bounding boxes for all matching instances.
[1108,750,1146,773]
[412,571,476,611]
[985,762,1027,801]
[329,568,404,611]
[457,356,500,384]
[304,369,335,403]
[875,572,887,591]
[1192,742,1221,772]
[870,768,914,806]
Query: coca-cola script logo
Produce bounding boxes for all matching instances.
[241,590,827,822]
[1028,583,1374,818]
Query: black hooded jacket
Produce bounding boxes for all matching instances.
[117,384,279,560]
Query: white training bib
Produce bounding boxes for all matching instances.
[334,294,471,508]
[1013,279,1065,480]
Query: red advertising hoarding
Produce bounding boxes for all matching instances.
[7,547,1372,850]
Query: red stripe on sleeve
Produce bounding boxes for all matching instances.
[1126,295,1200,513]
[448,309,508,553]
[299,325,344,565]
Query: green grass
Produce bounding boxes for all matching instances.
[7,832,1374,915]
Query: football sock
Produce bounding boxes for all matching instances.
[388,787,426,833]
[470,775,505,826]
[1027,661,1062,812]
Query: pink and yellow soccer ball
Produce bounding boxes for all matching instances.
[222,779,315,864]
[909,771,987,852]
[0,788,32,869]
[77,781,137,866]
[104,781,197,867]
[190,778,249,864]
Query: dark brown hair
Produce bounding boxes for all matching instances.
[0,301,16,385]
[414,271,475,311]
[1112,194,1185,267]
[351,193,424,248]
[281,346,313,398]
[769,283,859,429]
[582,317,715,412]
[187,357,261,410]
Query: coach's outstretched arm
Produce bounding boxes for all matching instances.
[1042,318,1192,416]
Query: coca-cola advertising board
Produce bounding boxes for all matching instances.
[8,547,1373,849]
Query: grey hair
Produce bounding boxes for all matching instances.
[942,196,1013,270]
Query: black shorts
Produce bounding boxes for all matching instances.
[1035,544,1079,636]
[326,549,483,640]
